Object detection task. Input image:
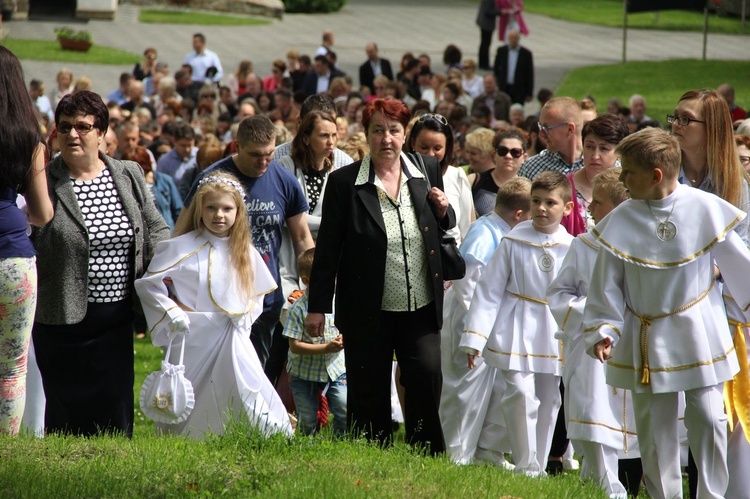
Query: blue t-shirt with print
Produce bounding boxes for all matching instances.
[185,157,309,310]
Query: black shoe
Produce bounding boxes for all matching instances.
[545,460,563,476]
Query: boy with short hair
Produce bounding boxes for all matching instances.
[461,171,574,476]
[441,177,531,466]
[548,168,641,499]
[283,248,347,436]
[583,127,750,499]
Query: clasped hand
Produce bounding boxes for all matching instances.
[427,187,449,220]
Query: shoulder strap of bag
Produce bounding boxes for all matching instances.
[408,152,445,192]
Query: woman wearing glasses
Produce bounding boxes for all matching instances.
[561,113,628,236]
[31,91,169,437]
[470,129,528,216]
[669,89,750,245]
[736,135,750,173]
[671,88,750,498]
[670,89,750,498]
[0,47,54,436]
[407,112,474,243]
[306,99,454,455]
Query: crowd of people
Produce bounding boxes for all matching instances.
[1,14,750,499]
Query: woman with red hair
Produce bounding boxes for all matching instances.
[306,98,455,455]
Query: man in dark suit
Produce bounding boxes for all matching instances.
[359,42,394,94]
[493,29,534,104]
[303,54,345,97]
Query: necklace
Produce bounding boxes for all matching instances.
[646,192,678,242]
[535,229,555,272]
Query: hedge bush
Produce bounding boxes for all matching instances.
[283,0,347,13]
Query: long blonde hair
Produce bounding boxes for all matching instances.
[678,89,750,208]
[173,171,254,301]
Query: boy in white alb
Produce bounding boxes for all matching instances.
[461,171,573,476]
[440,177,531,466]
[584,128,750,499]
[548,169,640,499]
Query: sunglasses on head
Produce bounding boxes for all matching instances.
[418,113,448,126]
[496,146,524,158]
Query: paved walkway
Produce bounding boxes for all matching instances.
[7,0,749,111]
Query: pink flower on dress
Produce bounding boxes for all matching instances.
[14,274,34,306]
[0,416,21,436]
[0,378,24,400]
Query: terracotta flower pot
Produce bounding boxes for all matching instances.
[58,38,92,52]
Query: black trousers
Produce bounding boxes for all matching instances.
[249,304,282,370]
[504,83,528,105]
[479,29,493,69]
[264,319,289,386]
[34,300,135,437]
[549,382,569,458]
[342,302,445,455]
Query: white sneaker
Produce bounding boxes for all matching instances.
[563,457,580,470]
[474,449,516,471]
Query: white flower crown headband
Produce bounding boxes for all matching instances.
[197,176,246,199]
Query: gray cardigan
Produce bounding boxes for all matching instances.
[32,153,170,325]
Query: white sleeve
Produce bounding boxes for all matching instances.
[278,227,300,310]
[582,248,626,358]
[460,240,511,353]
[134,252,184,347]
[713,229,750,318]
[451,253,484,313]
[212,53,224,82]
[456,169,475,241]
[547,239,587,341]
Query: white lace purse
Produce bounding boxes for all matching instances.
[139,333,195,424]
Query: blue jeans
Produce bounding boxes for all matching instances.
[290,374,347,437]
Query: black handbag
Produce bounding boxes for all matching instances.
[408,153,466,281]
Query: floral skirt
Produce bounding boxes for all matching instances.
[0,257,37,436]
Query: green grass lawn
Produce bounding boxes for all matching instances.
[556,59,750,123]
[520,0,750,34]
[139,8,271,26]
[0,38,139,64]
[0,338,617,497]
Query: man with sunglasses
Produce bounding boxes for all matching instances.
[519,97,584,180]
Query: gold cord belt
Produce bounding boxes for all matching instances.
[509,292,547,305]
[626,280,715,385]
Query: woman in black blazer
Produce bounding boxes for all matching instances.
[306,99,454,455]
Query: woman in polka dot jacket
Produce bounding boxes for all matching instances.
[31,91,170,438]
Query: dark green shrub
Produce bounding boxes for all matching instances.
[283,0,347,14]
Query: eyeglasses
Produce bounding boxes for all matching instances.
[418,113,448,126]
[538,122,568,135]
[666,114,705,127]
[201,94,217,99]
[740,155,750,166]
[496,146,524,158]
[57,122,95,135]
